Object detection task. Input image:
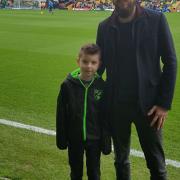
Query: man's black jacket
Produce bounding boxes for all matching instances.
[56,68,111,154]
[96,7,177,113]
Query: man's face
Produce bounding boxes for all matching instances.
[77,53,100,79]
[113,0,136,18]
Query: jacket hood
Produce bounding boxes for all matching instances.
[67,68,100,85]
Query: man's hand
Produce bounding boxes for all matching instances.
[147,105,168,130]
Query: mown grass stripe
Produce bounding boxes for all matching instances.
[0,118,180,168]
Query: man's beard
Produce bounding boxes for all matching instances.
[115,2,136,18]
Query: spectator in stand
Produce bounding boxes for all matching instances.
[48,0,54,14]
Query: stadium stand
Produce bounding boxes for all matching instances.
[0,0,179,12]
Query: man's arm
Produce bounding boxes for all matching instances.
[96,23,106,76]
[157,13,177,110]
[148,13,177,130]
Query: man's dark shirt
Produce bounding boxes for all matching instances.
[116,20,138,103]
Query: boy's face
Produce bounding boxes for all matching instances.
[77,53,100,80]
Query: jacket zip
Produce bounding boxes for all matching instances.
[78,77,95,141]
[83,88,88,141]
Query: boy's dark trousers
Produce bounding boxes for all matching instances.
[110,102,167,180]
[68,140,101,180]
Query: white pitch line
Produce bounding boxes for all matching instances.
[0,118,180,168]
[0,119,55,136]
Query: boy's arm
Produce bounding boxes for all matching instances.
[56,83,68,150]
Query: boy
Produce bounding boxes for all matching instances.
[56,43,111,180]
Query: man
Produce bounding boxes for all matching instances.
[96,0,177,179]
[48,0,54,14]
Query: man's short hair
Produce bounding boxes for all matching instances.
[78,43,101,59]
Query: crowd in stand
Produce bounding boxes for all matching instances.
[0,0,179,12]
[58,0,179,12]
[72,0,114,10]
[140,0,180,12]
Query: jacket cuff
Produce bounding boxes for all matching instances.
[156,99,171,110]
[56,139,68,150]
[101,136,112,155]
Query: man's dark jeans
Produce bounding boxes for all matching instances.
[111,103,167,180]
[68,140,101,180]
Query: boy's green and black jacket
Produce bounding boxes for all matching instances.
[56,68,111,154]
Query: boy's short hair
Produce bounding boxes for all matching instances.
[78,43,101,59]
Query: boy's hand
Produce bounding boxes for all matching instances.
[101,135,112,155]
[147,105,168,130]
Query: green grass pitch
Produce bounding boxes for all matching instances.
[0,9,179,179]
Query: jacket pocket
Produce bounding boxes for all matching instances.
[149,78,160,87]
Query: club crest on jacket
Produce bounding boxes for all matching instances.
[94,89,103,101]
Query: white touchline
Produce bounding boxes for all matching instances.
[0,119,55,136]
[0,118,180,168]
